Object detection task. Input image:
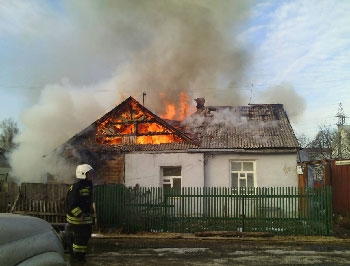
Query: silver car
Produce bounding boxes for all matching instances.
[0,213,66,266]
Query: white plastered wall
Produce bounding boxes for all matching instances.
[204,153,298,187]
[125,153,204,187]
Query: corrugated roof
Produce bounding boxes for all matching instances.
[61,97,198,155]
[184,104,299,150]
[60,98,299,156]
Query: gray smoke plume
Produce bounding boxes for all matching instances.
[109,0,250,115]
[257,83,306,122]
[8,0,251,183]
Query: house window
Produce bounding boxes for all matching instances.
[230,161,255,190]
[162,166,181,196]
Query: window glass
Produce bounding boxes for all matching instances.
[173,178,181,188]
[231,173,238,187]
[231,162,241,171]
[247,173,254,187]
[162,166,182,196]
[243,162,253,171]
[230,161,255,190]
[239,178,246,187]
[163,167,181,176]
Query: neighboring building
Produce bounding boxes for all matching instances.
[298,148,333,162]
[332,125,350,160]
[296,124,350,188]
[56,96,300,188]
[297,147,333,188]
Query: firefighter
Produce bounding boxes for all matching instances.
[66,164,94,262]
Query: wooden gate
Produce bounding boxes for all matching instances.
[332,160,350,216]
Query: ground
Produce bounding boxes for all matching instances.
[63,217,350,265]
[66,233,350,266]
[92,216,350,239]
[334,216,350,238]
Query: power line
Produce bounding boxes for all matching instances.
[0,85,43,89]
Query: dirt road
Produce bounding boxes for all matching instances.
[65,235,350,265]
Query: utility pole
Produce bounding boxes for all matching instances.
[336,103,346,159]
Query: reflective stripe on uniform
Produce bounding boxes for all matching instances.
[79,188,90,196]
[66,214,93,225]
[71,207,82,216]
[73,243,87,253]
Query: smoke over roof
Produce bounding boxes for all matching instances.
[7,1,305,183]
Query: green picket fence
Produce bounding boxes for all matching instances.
[94,185,333,236]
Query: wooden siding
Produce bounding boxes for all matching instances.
[0,180,19,212]
[19,183,69,201]
[300,159,350,217]
[0,192,7,212]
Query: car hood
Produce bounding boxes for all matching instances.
[0,213,54,245]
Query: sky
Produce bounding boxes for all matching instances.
[0,0,349,182]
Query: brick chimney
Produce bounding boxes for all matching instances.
[194,98,205,114]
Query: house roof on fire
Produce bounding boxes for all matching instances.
[61,96,299,156]
[182,102,300,150]
[61,97,198,156]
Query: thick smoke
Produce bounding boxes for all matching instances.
[257,83,306,122]
[9,1,305,183]
[10,82,110,183]
[9,0,251,183]
[107,0,250,114]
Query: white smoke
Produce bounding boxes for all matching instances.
[9,81,115,183]
[7,1,306,183]
[8,1,251,183]
[181,106,279,139]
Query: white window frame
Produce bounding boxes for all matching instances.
[161,166,182,188]
[230,160,256,191]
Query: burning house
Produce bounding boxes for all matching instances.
[55,96,300,188]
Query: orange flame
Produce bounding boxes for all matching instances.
[162,104,176,120]
[179,92,190,120]
[160,92,193,120]
[95,97,188,146]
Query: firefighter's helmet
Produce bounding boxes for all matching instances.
[76,164,93,179]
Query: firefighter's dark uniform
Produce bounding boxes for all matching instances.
[66,178,93,261]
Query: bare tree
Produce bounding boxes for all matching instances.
[297,133,312,149]
[309,124,338,160]
[0,118,19,151]
[297,125,338,161]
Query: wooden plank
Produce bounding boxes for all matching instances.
[0,192,7,212]
[13,183,68,223]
